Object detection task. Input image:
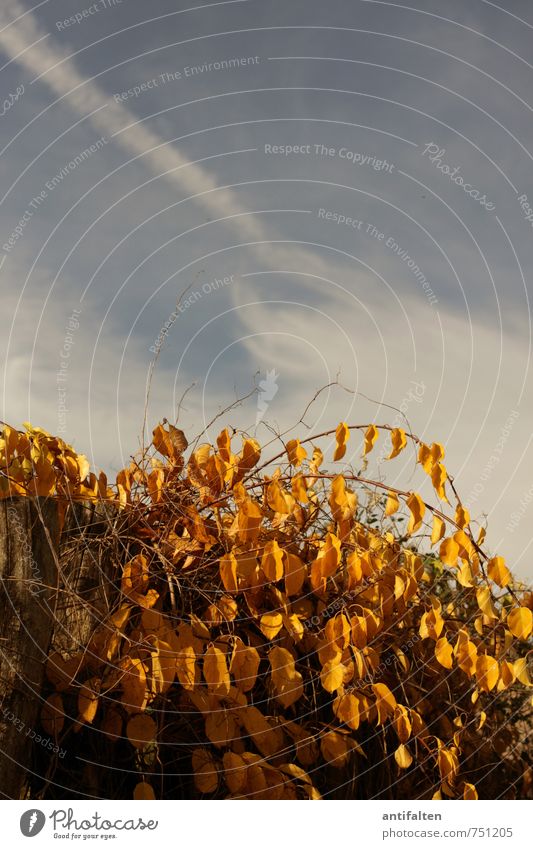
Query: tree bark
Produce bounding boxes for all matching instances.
[0,497,119,798]
[0,497,59,799]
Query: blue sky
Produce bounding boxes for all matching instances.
[0,0,532,577]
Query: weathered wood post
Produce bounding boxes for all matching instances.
[0,497,59,799]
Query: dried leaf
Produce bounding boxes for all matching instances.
[334,422,350,461]
[126,714,157,749]
[192,748,219,794]
[388,428,407,460]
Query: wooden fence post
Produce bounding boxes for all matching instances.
[0,497,59,799]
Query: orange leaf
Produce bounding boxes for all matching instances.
[362,424,378,456]
[334,422,350,461]
[220,552,239,593]
[134,781,156,800]
[126,714,157,750]
[203,646,231,696]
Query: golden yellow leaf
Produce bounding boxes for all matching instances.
[431,442,445,464]
[216,427,232,462]
[393,706,412,743]
[507,607,533,640]
[440,536,459,567]
[435,636,454,669]
[321,532,341,577]
[286,438,307,467]
[438,748,458,783]
[126,714,157,749]
[283,612,305,640]
[454,631,478,677]
[120,657,148,713]
[334,422,350,461]
[487,556,511,588]
[240,706,282,757]
[418,442,433,473]
[406,492,425,534]
[362,424,378,456]
[455,504,470,529]
[152,422,187,460]
[385,491,400,516]
[388,428,407,459]
[333,693,361,730]
[237,496,263,544]
[175,644,197,691]
[476,587,498,621]
[150,639,177,695]
[122,553,149,597]
[269,646,304,708]
[203,645,231,696]
[463,782,478,800]
[259,612,284,640]
[329,474,357,528]
[233,437,261,483]
[394,744,413,769]
[310,445,323,473]
[266,478,293,514]
[261,539,285,582]
[476,655,499,692]
[284,551,306,596]
[513,657,532,686]
[372,682,397,724]
[498,661,516,691]
[320,659,346,693]
[431,462,448,501]
[419,597,444,641]
[291,473,309,503]
[219,551,238,593]
[230,638,260,692]
[431,515,446,546]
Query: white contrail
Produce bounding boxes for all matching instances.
[0,0,334,282]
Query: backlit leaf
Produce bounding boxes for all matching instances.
[487,556,511,588]
[286,438,307,467]
[259,612,284,640]
[261,539,285,582]
[406,492,425,534]
[362,425,378,457]
[385,491,400,516]
[203,645,231,696]
[285,551,306,596]
[435,636,454,669]
[269,646,304,708]
[334,422,350,461]
[476,655,499,692]
[507,607,533,641]
[431,515,446,546]
[394,744,413,769]
[219,551,239,593]
[388,428,407,460]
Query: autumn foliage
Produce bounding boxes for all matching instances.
[1,419,532,800]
